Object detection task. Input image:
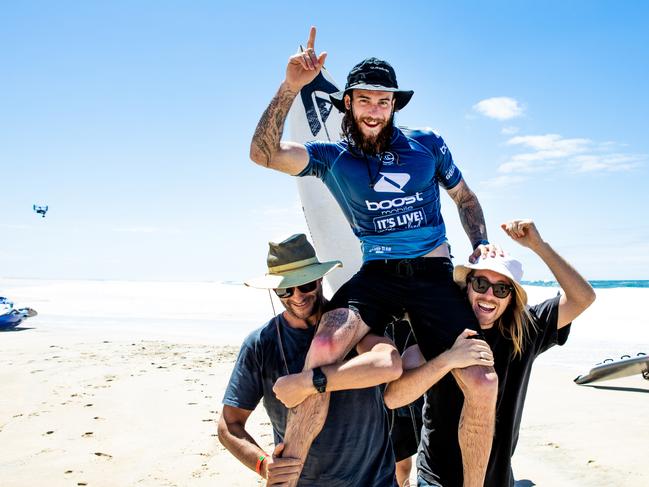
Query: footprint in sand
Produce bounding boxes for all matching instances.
[94,452,112,459]
[82,432,94,437]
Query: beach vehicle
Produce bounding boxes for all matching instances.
[0,297,37,330]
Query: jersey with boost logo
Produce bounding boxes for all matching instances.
[300,127,462,260]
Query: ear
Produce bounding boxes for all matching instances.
[344,94,351,110]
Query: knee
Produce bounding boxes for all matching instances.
[457,365,498,403]
[309,308,367,364]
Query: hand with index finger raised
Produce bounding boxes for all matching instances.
[285,26,328,92]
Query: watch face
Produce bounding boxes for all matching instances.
[313,367,327,393]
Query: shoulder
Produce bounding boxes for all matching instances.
[304,139,348,157]
[526,295,562,327]
[239,317,278,352]
[399,126,449,154]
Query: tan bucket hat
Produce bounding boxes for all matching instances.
[244,234,342,289]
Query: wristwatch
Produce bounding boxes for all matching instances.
[312,366,327,393]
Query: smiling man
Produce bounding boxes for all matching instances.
[218,234,400,486]
[249,27,499,486]
[384,219,595,486]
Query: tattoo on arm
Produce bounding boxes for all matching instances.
[251,85,297,167]
[454,184,487,244]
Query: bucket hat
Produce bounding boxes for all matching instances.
[244,234,342,289]
[329,58,414,113]
[453,253,528,305]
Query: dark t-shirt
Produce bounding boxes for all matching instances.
[417,296,570,487]
[223,314,397,486]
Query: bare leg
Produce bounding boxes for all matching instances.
[396,456,413,487]
[452,364,498,487]
[282,308,370,486]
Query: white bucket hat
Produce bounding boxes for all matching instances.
[453,253,527,305]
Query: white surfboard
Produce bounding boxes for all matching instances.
[288,69,361,294]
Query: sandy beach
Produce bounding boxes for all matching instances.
[1,278,648,486]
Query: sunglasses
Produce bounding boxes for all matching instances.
[274,280,319,299]
[468,275,514,299]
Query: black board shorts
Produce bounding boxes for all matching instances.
[390,401,424,462]
[327,257,479,360]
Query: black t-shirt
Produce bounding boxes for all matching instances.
[223,314,397,486]
[417,296,570,487]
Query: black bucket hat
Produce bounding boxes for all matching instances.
[329,57,414,113]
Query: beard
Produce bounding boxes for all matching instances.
[341,108,394,155]
[282,290,325,323]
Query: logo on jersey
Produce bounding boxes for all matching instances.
[381,152,397,166]
[373,209,427,233]
[365,192,423,211]
[373,172,410,193]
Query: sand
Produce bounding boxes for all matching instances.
[1,278,647,486]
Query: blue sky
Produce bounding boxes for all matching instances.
[1,1,648,281]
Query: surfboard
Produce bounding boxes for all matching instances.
[574,354,649,385]
[288,69,361,294]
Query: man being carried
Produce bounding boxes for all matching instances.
[250,26,497,486]
[219,234,401,486]
[384,219,595,486]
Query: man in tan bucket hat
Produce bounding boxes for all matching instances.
[219,234,402,486]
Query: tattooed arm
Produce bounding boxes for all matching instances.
[249,27,327,175]
[446,178,493,262]
[249,83,309,175]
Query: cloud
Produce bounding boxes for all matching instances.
[498,133,647,175]
[473,97,524,120]
[572,153,645,172]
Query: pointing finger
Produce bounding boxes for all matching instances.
[307,26,316,50]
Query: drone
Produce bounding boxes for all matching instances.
[33,205,49,218]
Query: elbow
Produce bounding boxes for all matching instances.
[383,384,406,410]
[577,284,597,311]
[586,286,597,306]
[377,347,403,383]
[216,416,229,447]
[383,391,399,410]
[386,348,403,382]
[249,145,267,167]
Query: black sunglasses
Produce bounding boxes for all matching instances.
[468,275,514,299]
[274,280,319,299]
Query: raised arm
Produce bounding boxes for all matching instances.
[384,330,493,409]
[249,26,327,175]
[272,333,402,409]
[218,406,303,485]
[501,219,596,328]
[446,178,493,262]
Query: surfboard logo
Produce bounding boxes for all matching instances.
[300,73,339,138]
[373,172,410,193]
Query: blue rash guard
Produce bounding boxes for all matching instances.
[299,127,462,261]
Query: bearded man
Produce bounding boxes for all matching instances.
[249,26,498,487]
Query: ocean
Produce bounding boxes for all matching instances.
[523,280,649,289]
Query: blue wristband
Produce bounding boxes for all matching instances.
[472,239,489,251]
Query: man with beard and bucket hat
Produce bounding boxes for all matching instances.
[384,219,595,487]
[219,234,401,486]
[250,26,498,486]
